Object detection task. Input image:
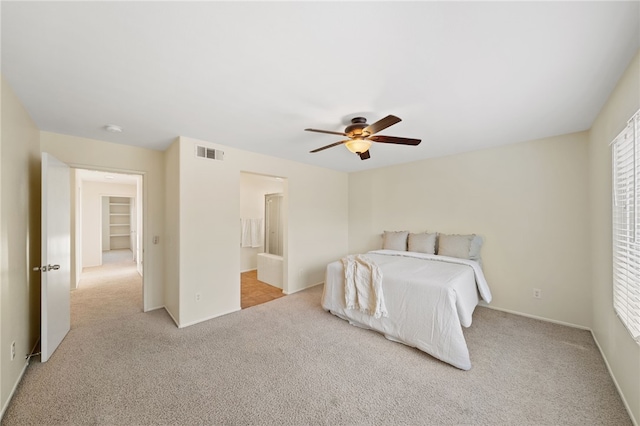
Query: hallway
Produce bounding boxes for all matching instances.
[72,249,142,329]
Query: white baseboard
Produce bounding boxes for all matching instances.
[144,304,165,313]
[480,303,636,425]
[591,332,638,426]
[240,268,257,273]
[478,303,590,330]
[284,281,323,295]
[0,360,28,420]
[162,306,179,327]
[0,338,38,421]
[178,307,240,328]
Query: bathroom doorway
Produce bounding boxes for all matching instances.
[239,172,287,309]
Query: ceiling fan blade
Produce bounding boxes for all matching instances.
[363,115,401,135]
[305,128,347,136]
[358,150,371,160]
[368,135,421,145]
[310,140,349,153]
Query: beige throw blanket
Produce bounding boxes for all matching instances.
[342,255,387,319]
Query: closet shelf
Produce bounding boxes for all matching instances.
[107,196,131,250]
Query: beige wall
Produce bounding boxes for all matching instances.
[589,50,640,423]
[0,77,41,415]
[40,132,165,311]
[349,132,592,328]
[171,137,348,327]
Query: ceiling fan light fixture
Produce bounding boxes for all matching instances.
[345,138,372,154]
[306,114,419,160]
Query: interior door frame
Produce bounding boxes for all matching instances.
[70,164,149,311]
[239,172,289,294]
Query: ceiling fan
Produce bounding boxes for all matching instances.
[305,115,421,160]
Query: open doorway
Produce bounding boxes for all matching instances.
[239,172,287,309]
[71,169,143,326]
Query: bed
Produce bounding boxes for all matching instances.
[321,249,492,370]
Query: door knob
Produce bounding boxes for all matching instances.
[32,264,60,272]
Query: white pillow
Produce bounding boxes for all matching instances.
[382,231,409,251]
[469,235,484,262]
[438,234,483,261]
[408,232,437,254]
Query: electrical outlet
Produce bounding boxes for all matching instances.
[195,293,201,302]
[10,341,15,361]
[533,288,542,299]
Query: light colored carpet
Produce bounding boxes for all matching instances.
[1,278,631,425]
[73,251,142,328]
[102,249,134,265]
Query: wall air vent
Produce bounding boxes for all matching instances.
[195,145,224,161]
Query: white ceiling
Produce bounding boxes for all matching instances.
[2,2,639,173]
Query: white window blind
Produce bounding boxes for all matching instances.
[612,108,640,343]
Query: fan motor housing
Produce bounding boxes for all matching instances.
[345,117,369,138]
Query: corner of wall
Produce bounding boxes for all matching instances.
[163,138,181,326]
[588,49,640,425]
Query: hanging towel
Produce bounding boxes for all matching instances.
[240,218,252,247]
[241,218,264,248]
[250,218,263,248]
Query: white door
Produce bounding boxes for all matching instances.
[39,153,71,362]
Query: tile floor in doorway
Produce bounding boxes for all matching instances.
[241,270,285,309]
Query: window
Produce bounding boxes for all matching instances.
[612,108,640,343]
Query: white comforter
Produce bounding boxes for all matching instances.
[321,250,492,370]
